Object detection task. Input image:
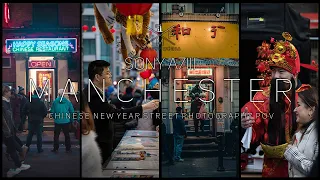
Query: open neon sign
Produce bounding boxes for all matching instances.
[6,38,77,53]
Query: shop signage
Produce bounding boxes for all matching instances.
[6,38,77,53]
[28,60,56,68]
[162,22,238,59]
[187,68,212,76]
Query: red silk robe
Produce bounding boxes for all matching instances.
[241,84,311,177]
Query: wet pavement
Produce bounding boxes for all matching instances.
[2,130,80,177]
[161,157,237,178]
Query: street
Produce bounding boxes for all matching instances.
[2,144,80,177]
[162,157,237,178]
[2,131,80,177]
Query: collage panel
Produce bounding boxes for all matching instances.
[160,3,239,178]
[2,3,81,177]
[81,3,160,178]
[240,3,319,178]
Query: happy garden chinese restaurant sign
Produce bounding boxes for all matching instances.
[5,38,77,53]
[162,22,238,59]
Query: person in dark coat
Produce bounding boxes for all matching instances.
[23,88,48,153]
[18,86,28,132]
[10,88,22,131]
[190,93,203,137]
[161,120,175,165]
[83,60,159,165]
[172,107,187,162]
[2,84,30,177]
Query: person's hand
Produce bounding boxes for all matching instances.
[156,126,159,132]
[142,100,159,111]
[241,107,255,129]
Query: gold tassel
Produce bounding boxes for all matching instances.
[126,15,133,35]
[136,15,143,35]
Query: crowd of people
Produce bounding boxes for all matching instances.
[2,85,79,177]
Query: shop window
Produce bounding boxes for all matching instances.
[82,15,95,28]
[2,57,11,68]
[82,3,93,9]
[83,39,96,55]
[33,3,58,28]
[194,3,225,13]
[100,33,112,57]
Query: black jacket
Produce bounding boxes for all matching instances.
[83,85,143,145]
[23,96,47,124]
[2,99,16,138]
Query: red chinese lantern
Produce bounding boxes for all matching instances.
[82,25,88,32]
[139,69,152,79]
[110,28,116,34]
[115,3,152,35]
[91,26,96,32]
[140,48,157,63]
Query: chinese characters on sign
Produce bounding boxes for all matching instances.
[187,68,213,76]
[211,25,225,38]
[172,24,191,40]
[171,24,226,40]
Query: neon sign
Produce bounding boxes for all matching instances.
[28,60,56,68]
[5,38,77,53]
[187,68,213,76]
[4,3,10,24]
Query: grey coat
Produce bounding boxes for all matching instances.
[284,121,318,177]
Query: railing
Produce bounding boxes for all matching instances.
[162,13,238,22]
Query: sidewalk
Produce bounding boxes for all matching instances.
[16,131,79,145]
[161,157,237,178]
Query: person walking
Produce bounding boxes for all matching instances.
[3,84,30,177]
[50,89,75,153]
[23,87,48,153]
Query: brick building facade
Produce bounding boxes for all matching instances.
[2,3,80,105]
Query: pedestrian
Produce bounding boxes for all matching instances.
[83,60,159,165]
[190,93,202,137]
[18,86,28,132]
[23,87,48,153]
[284,87,318,177]
[172,106,187,162]
[3,84,30,177]
[82,93,103,177]
[50,89,76,153]
[161,121,175,165]
[10,88,22,133]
